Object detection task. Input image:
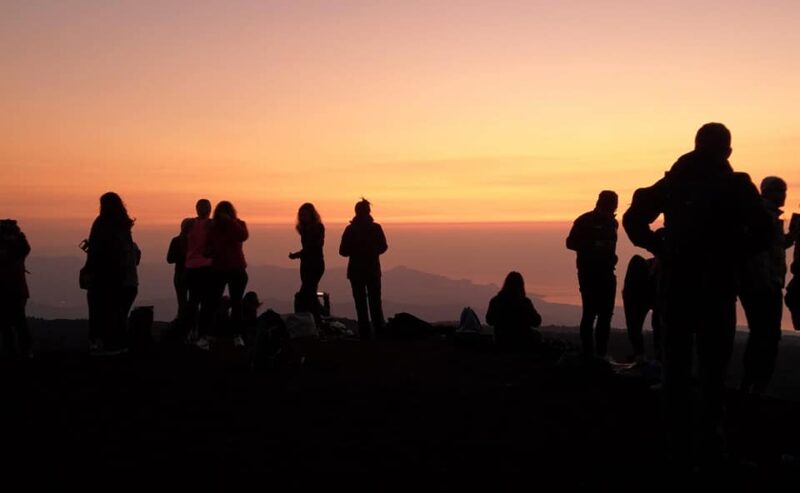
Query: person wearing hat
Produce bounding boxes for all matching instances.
[566,190,619,359]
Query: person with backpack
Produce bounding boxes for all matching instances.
[206,200,249,346]
[739,176,797,395]
[0,219,32,359]
[181,199,215,349]
[339,199,388,340]
[566,190,619,359]
[485,271,542,351]
[289,203,325,324]
[623,123,773,471]
[84,192,140,355]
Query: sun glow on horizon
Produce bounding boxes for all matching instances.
[3,1,800,230]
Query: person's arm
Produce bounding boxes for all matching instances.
[485,297,498,327]
[566,216,586,252]
[232,219,249,242]
[376,224,388,255]
[339,226,352,257]
[16,233,31,260]
[623,177,667,255]
[527,299,542,328]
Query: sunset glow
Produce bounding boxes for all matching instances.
[2,0,799,226]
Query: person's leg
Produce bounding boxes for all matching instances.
[196,267,216,338]
[739,287,761,392]
[624,290,648,358]
[0,301,14,356]
[696,294,737,464]
[661,286,697,469]
[15,298,32,356]
[750,285,783,394]
[366,277,386,335]
[174,268,188,320]
[350,280,370,340]
[87,289,102,346]
[228,270,248,336]
[595,273,616,358]
[578,272,597,356]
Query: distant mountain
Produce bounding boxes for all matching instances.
[25,256,587,326]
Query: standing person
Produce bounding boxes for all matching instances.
[181,199,214,348]
[622,254,662,363]
[339,199,388,340]
[739,177,796,395]
[623,123,773,470]
[786,210,800,330]
[0,219,32,359]
[485,271,542,351]
[85,192,140,355]
[289,203,325,323]
[206,201,249,345]
[566,190,619,359]
[166,229,188,321]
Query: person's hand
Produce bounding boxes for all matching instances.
[288,251,300,260]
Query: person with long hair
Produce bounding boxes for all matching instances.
[485,271,542,350]
[289,203,325,322]
[180,199,215,349]
[206,201,249,344]
[85,192,140,355]
[339,199,388,340]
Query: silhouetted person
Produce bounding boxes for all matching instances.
[485,271,542,350]
[289,203,325,323]
[181,199,214,349]
[624,123,773,469]
[566,190,619,359]
[166,229,187,320]
[739,177,796,395]
[622,254,662,363]
[786,212,800,330]
[339,199,388,340]
[0,219,32,358]
[206,201,249,344]
[85,192,140,355]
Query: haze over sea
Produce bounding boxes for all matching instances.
[20,220,798,329]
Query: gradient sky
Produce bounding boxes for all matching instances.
[2,0,800,226]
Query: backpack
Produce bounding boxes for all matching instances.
[386,312,434,339]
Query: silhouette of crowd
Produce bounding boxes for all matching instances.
[2,122,800,473]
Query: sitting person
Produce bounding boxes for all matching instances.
[486,271,543,350]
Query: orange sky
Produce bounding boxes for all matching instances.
[2,1,800,226]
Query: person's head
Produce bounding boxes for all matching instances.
[213,201,237,220]
[354,198,371,218]
[694,122,732,160]
[760,176,787,207]
[242,291,262,318]
[595,190,618,216]
[501,271,526,298]
[296,202,322,232]
[99,192,134,228]
[196,199,212,219]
